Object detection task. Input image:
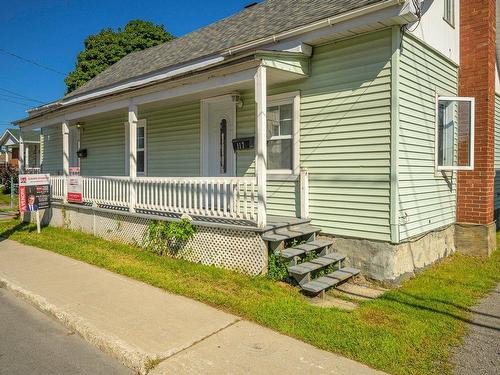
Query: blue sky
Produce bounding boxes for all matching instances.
[0,0,253,133]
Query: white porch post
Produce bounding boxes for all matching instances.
[18,130,24,173]
[62,121,69,203]
[128,103,138,212]
[5,146,9,164]
[255,65,267,227]
[25,144,30,169]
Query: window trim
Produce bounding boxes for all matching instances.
[266,91,300,176]
[137,119,147,176]
[443,0,455,27]
[434,95,475,172]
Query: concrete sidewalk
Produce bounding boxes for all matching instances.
[0,239,385,375]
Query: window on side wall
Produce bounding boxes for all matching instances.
[444,0,454,27]
[435,96,475,171]
[137,119,146,175]
[266,92,300,176]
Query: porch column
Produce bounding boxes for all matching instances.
[62,121,69,203]
[25,144,30,169]
[255,65,267,227]
[128,103,138,212]
[18,130,24,173]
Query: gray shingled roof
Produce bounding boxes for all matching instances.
[65,0,385,99]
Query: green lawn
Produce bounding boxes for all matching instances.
[0,187,16,210]
[0,220,498,375]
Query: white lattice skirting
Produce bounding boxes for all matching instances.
[41,204,267,276]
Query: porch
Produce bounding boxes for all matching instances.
[22,51,312,228]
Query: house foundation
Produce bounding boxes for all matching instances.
[320,225,456,282]
[454,222,496,257]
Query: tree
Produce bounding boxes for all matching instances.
[64,20,174,93]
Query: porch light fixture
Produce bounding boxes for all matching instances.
[75,122,84,129]
[231,93,244,109]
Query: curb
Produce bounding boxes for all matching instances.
[0,275,158,375]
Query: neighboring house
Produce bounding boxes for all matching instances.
[0,128,41,172]
[13,0,497,287]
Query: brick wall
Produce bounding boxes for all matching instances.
[457,0,496,224]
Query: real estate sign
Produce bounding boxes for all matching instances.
[18,174,51,212]
[67,176,83,204]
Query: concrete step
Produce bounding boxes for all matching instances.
[288,253,345,276]
[279,239,334,260]
[301,267,360,294]
[261,224,321,242]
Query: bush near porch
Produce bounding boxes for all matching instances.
[0,220,498,375]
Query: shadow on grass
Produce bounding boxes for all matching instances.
[0,221,32,242]
[381,290,500,332]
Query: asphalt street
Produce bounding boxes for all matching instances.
[0,287,133,375]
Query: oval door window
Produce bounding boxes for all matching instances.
[220,118,227,174]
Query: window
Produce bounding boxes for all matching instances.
[266,92,300,175]
[444,0,454,26]
[435,96,474,171]
[137,119,146,175]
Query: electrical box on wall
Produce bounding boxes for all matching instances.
[232,137,254,151]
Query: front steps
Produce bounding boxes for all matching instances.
[261,219,360,296]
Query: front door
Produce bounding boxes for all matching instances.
[204,98,236,177]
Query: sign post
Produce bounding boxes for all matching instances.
[18,174,51,233]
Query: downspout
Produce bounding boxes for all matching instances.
[390,26,401,244]
[222,0,405,56]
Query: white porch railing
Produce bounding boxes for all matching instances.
[50,176,258,221]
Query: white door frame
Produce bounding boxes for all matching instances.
[200,94,237,176]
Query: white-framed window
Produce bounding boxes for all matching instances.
[435,96,475,171]
[443,0,454,27]
[266,91,300,175]
[137,119,147,175]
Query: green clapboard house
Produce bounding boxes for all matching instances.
[15,0,494,289]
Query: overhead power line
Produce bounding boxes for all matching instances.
[0,47,65,75]
[0,97,32,107]
[0,87,45,104]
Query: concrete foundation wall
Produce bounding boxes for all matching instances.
[35,204,267,276]
[322,224,456,282]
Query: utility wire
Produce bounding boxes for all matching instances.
[0,87,45,104]
[0,47,65,75]
[0,97,32,107]
[0,93,43,104]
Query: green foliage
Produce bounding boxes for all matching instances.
[0,165,18,194]
[267,252,289,281]
[65,20,174,93]
[144,219,196,256]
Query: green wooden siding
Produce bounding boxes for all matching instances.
[80,113,127,176]
[41,125,63,175]
[237,30,393,240]
[494,94,500,210]
[143,102,200,176]
[397,34,458,240]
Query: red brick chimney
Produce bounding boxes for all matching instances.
[455,0,496,255]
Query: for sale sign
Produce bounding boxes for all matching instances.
[18,174,51,212]
[67,176,83,204]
